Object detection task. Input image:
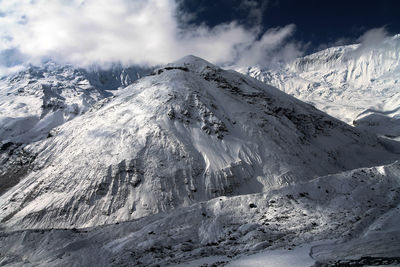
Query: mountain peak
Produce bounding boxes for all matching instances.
[167,55,217,73]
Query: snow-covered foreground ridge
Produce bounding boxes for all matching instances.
[1,160,400,266]
[242,34,400,138]
[0,56,398,231]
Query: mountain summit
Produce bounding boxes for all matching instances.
[0,55,397,230]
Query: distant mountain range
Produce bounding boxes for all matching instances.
[0,63,150,144]
[240,34,400,139]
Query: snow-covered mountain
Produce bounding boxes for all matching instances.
[241,34,400,139]
[0,56,397,231]
[0,63,150,145]
[0,55,399,266]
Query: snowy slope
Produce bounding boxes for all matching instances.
[0,63,150,145]
[1,160,399,266]
[241,34,400,138]
[0,56,397,230]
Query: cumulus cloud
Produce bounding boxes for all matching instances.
[0,0,302,74]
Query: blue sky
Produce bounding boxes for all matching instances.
[179,0,400,52]
[0,0,398,75]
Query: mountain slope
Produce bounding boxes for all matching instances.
[241,34,400,138]
[0,55,397,230]
[0,63,150,197]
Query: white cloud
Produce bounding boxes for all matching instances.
[235,24,304,67]
[0,0,301,72]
